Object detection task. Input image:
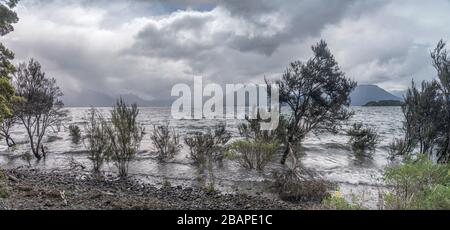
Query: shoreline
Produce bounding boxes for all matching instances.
[0,167,308,210]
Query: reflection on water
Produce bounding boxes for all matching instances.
[0,106,403,207]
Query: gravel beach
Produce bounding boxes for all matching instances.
[0,168,307,210]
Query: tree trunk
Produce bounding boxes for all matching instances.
[5,136,15,148]
[281,139,293,165]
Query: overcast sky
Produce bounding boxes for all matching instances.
[3,0,450,100]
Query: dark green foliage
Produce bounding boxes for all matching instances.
[150,122,181,162]
[347,123,380,153]
[106,98,144,177]
[275,40,357,164]
[231,115,282,171]
[0,0,20,124]
[0,170,8,198]
[69,124,81,144]
[393,40,450,163]
[382,154,450,209]
[14,59,67,159]
[0,0,19,36]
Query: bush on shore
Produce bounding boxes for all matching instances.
[321,191,364,210]
[0,170,9,199]
[381,154,450,210]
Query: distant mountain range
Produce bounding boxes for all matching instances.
[350,85,402,106]
[62,89,172,107]
[63,85,403,107]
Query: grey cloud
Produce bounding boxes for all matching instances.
[4,0,450,101]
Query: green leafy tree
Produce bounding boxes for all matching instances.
[0,0,20,123]
[275,40,356,164]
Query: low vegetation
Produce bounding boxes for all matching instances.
[84,108,110,173]
[381,154,450,210]
[228,140,278,171]
[347,123,380,153]
[0,170,8,198]
[185,124,231,190]
[321,191,364,210]
[272,155,333,203]
[185,124,231,168]
[68,124,81,144]
[150,122,181,162]
[106,98,145,178]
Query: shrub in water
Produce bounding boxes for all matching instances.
[184,124,231,167]
[382,154,450,210]
[228,140,278,171]
[273,169,331,203]
[84,108,110,173]
[69,124,81,143]
[272,155,333,203]
[185,124,231,190]
[106,98,144,178]
[347,123,380,153]
[150,122,181,162]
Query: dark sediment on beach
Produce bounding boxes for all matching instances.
[0,168,306,210]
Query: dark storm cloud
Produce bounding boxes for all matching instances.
[3,0,450,100]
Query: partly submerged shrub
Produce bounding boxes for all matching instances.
[382,154,450,210]
[185,124,231,191]
[228,140,278,171]
[150,122,181,162]
[69,124,81,143]
[84,108,110,173]
[347,123,380,153]
[272,155,333,203]
[106,98,145,178]
[184,124,231,167]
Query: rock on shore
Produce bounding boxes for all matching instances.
[0,168,304,210]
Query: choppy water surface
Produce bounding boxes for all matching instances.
[0,106,403,208]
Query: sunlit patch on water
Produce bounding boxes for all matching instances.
[0,106,403,208]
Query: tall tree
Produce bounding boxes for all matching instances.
[392,40,450,163]
[0,0,20,123]
[431,40,450,163]
[276,40,356,164]
[14,59,67,159]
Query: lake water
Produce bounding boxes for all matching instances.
[0,106,404,209]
